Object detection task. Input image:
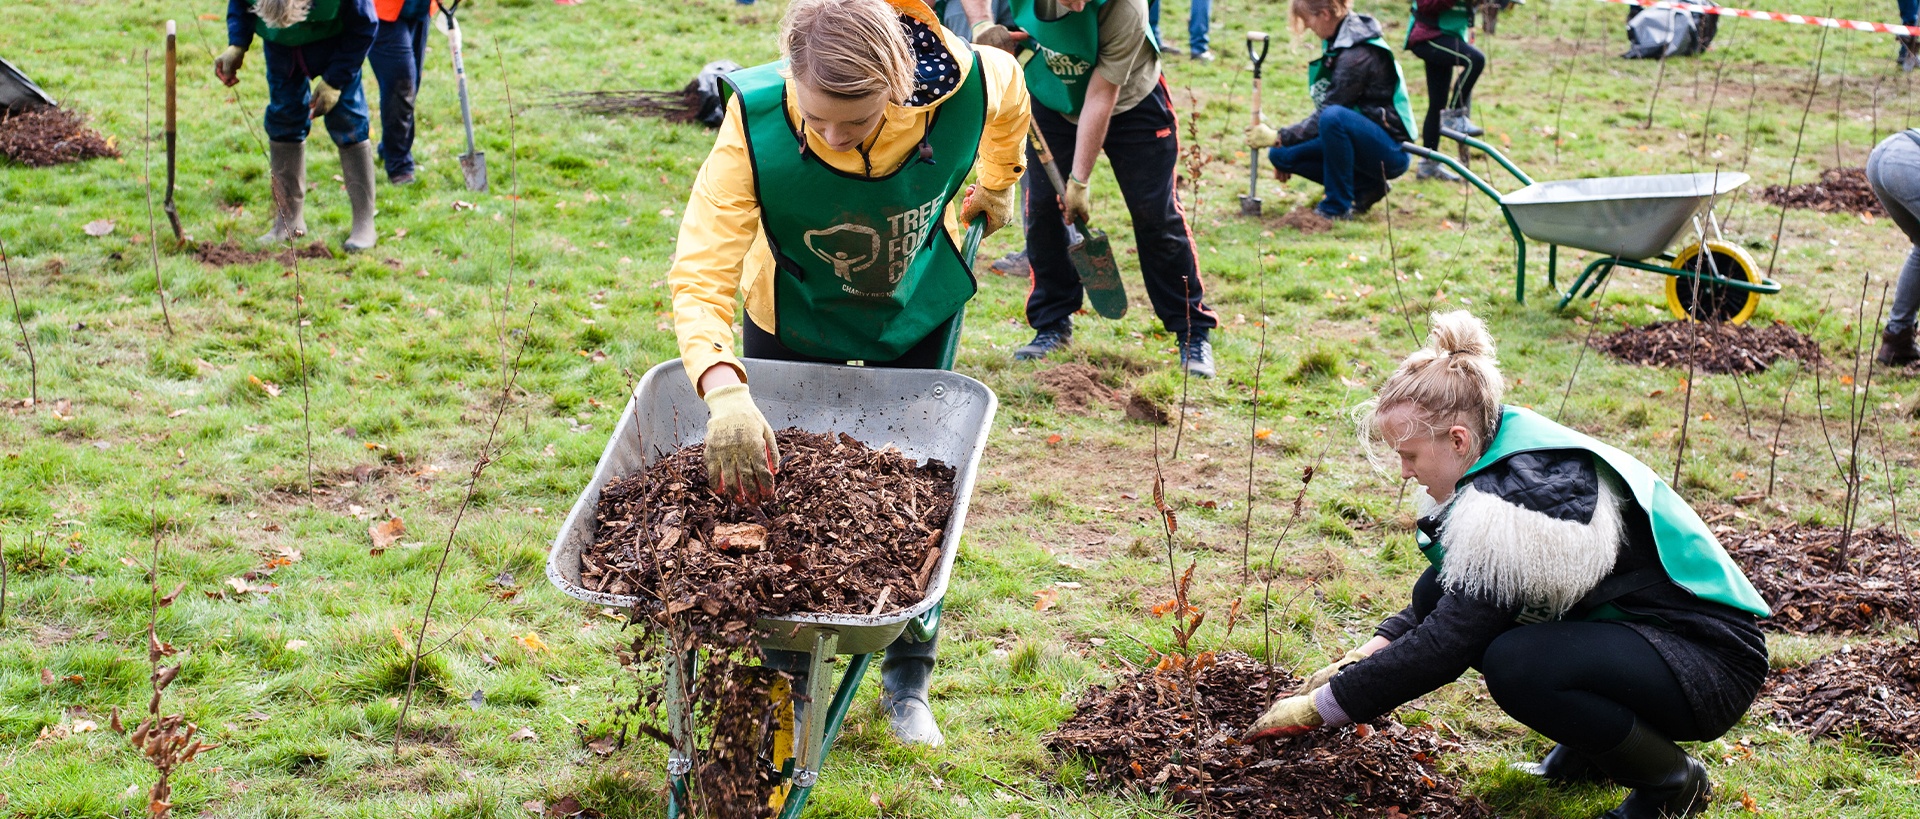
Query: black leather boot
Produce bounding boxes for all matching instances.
[878,630,943,746]
[1513,743,1607,784]
[1878,325,1919,367]
[1592,721,1712,818]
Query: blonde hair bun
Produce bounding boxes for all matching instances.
[1426,310,1496,360]
[1357,311,1507,467]
[781,0,916,104]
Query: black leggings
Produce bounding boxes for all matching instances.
[1481,622,1709,754]
[1408,33,1486,150]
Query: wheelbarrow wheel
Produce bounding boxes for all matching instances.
[1666,240,1762,324]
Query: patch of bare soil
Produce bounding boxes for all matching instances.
[1764,640,1920,753]
[0,108,118,167]
[1590,320,1824,374]
[1047,651,1491,818]
[1035,364,1120,414]
[1125,391,1171,425]
[1759,167,1885,217]
[1724,523,1920,634]
[1277,208,1332,234]
[194,240,333,267]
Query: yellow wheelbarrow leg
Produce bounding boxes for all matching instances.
[767,676,795,810]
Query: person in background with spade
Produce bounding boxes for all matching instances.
[664,0,1030,747]
[966,0,1221,378]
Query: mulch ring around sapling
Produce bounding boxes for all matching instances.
[0,108,119,167]
[1758,167,1885,217]
[193,240,333,267]
[1764,640,1920,753]
[1590,320,1824,374]
[1723,523,1920,634]
[1046,651,1491,818]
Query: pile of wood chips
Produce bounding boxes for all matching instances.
[1759,167,1885,217]
[0,108,118,167]
[1724,523,1920,634]
[1591,320,1823,374]
[1765,640,1920,753]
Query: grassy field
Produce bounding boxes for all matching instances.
[3,0,1919,815]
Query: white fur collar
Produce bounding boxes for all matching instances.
[256,0,314,29]
[1435,474,1624,617]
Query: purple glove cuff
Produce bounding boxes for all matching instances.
[1313,684,1353,728]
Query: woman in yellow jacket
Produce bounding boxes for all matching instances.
[665,0,1030,747]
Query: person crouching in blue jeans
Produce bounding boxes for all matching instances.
[1245,0,1414,220]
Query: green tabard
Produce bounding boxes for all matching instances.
[1405,0,1474,48]
[1008,0,1155,116]
[1307,33,1417,141]
[724,56,986,362]
[249,0,345,47]
[1417,406,1771,619]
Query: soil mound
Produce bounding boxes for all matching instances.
[1125,391,1171,425]
[194,240,333,267]
[1759,167,1884,217]
[0,108,118,167]
[1591,320,1822,374]
[1046,651,1491,818]
[1035,363,1119,413]
[1277,208,1332,234]
[1765,640,1920,753]
[1724,523,1919,634]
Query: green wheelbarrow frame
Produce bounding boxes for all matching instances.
[1401,132,1782,311]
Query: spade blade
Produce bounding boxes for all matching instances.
[460,151,488,192]
[1069,225,1128,319]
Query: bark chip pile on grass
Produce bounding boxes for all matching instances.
[1047,651,1490,818]
[1724,523,1920,634]
[0,108,118,167]
[1590,320,1823,374]
[1759,167,1885,217]
[1765,640,1920,753]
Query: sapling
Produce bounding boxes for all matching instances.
[141,50,175,337]
[113,519,210,818]
[0,233,34,408]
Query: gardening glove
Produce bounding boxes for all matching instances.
[1062,175,1091,226]
[213,45,247,87]
[960,183,1017,237]
[1245,121,1279,149]
[1297,648,1372,695]
[970,21,1029,55]
[702,383,779,503]
[1244,693,1325,742]
[309,78,342,119]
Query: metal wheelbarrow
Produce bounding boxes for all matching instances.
[547,358,998,818]
[1403,132,1783,323]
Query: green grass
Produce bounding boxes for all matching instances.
[3,0,1920,815]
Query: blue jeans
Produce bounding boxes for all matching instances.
[1867,131,1920,334]
[369,14,429,179]
[1267,105,1409,217]
[1148,0,1211,55]
[1901,0,1918,25]
[262,45,369,146]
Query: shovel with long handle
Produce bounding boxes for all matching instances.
[1239,31,1270,217]
[1025,122,1127,319]
[163,20,184,244]
[444,5,488,191]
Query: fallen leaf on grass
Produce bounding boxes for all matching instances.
[546,796,588,817]
[368,517,405,555]
[83,219,114,237]
[226,576,277,595]
[40,668,55,686]
[1046,434,1063,445]
[247,374,281,397]
[585,734,619,755]
[166,408,190,418]
[1254,428,1273,440]
[515,633,550,653]
[506,726,537,742]
[284,640,308,651]
[1033,587,1059,612]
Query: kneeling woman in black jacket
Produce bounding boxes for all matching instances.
[1248,311,1770,819]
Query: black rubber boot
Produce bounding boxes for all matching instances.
[1592,721,1712,819]
[878,630,943,747]
[1513,743,1607,785]
[1877,325,1919,367]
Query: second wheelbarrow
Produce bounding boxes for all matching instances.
[547,358,998,818]
[1404,132,1783,323]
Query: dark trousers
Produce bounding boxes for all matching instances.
[743,313,958,369]
[1409,33,1486,150]
[1023,82,1216,340]
[1267,105,1409,217]
[368,14,429,179]
[262,45,369,145]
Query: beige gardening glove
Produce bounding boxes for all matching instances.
[309,78,342,119]
[960,183,1017,237]
[213,45,247,87]
[1246,121,1279,149]
[970,21,1029,55]
[1062,175,1091,225]
[1244,693,1325,742]
[702,384,779,503]
[1297,648,1372,695]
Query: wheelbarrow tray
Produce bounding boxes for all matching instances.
[1500,172,1749,261]
[547,358,997,656]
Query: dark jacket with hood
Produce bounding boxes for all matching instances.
[1278,13,1413,146]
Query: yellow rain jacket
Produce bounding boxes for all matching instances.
[668,0,1031,392]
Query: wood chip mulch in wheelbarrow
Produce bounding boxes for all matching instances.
[1046,651,1491,818]
[1758,167,1885,217]
[1590,320,1824,374]
[1723,523,1920,634]
[1763,640,1920,753]
[584,427,954,625]
[0,108,119,167]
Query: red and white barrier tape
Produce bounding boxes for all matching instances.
[1598,0,1920,37]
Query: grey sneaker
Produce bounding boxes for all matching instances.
[1180,336,1215,379]
[1416,159,1463,182]
[1190,50,1215,62]
[990,250,1031,277]
[1014,326,1071,361]
[1901,36,1920,71]
[1441,108,1486,138]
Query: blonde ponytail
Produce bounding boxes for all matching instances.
[1358,311,1506,469]
[781,0,916,104]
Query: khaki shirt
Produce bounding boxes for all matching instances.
[1035,0,1161,117]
